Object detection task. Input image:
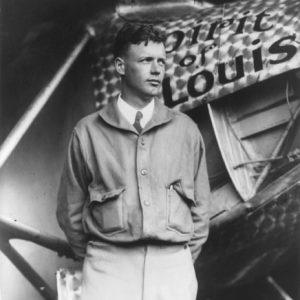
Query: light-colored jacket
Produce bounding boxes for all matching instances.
[57,98,210,261]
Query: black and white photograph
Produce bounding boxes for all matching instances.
[0,0,299,299]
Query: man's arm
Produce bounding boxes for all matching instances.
[56,129,89,259]
[189,129,211,262]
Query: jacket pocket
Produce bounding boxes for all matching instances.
[88,187,126,235]
[166,180,195,235]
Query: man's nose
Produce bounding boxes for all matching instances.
[150,61,161,74]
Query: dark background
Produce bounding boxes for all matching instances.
[0,1,111,299]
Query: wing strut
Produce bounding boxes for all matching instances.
[267,276,294,300]
[0,26,95,169]
[0,216,76,300]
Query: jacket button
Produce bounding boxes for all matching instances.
[141,138,145,146]
[141,169,148,175]
[144,201,150,206]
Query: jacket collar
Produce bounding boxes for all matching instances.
[98,97,174,134]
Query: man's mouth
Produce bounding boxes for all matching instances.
[147,79,161,86]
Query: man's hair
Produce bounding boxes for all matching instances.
[113,23,166,58]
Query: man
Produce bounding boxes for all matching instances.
[57,23,210,300]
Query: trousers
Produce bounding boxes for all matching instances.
[81,241,198,300]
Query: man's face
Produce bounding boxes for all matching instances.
[117,41,166,104]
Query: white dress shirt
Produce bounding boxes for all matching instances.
[117,95,154,128]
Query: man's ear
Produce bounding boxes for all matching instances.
[115,57,125,76]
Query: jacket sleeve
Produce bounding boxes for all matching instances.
[56,129,90,259]
[188,128,211,262]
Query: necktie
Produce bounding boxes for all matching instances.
[133,111,143,133]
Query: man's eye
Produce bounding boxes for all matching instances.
[142,58,152,63]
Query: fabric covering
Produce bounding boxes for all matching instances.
[91,0,300,111]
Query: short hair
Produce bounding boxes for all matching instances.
[113,23,166,58]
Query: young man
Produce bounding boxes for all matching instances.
[57,23,210,300]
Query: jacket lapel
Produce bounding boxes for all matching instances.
[143,99,174,133]
[98,97,134,132]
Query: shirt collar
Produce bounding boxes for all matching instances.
[117,95,154,128]
[98,96,174,134]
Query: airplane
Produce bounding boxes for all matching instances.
[0,0,299,299]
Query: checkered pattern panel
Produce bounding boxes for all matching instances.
[91,0,300,111]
